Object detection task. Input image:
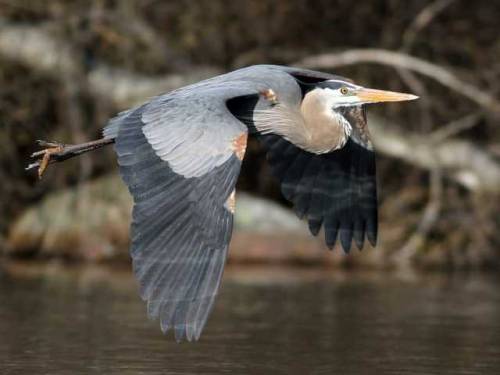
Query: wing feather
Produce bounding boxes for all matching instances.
[109,87,253,341]
[258,134,378,253]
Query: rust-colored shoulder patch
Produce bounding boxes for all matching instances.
[232,133,248,161]
[225,189,236,214]
[260,88,278,105]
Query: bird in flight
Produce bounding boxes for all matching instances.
[28,65,417,341]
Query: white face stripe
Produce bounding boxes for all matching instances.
[319,80,365,107]
[323,87,363,108]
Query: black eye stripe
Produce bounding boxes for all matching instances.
[318,80,356,90]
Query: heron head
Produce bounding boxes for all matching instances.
[314,79,419,109]
[296,79,418,151]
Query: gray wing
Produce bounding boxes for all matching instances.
[109,82,260,341]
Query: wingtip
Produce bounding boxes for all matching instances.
[339,228,353,254]
[354,239,364,251]
[341,243,352,254]
[324,219,339,250]
[308,218,322,236]
[174,324,187,342]
[367,231,377,247]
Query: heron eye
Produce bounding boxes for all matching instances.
[340,86,349,95]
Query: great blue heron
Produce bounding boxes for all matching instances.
[28,65,417,341]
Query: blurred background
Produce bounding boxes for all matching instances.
[1,1,500,373]
[1,0,499,269]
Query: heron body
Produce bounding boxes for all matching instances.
[33,64,417,341]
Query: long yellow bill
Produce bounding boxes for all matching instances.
[356,88,419,103]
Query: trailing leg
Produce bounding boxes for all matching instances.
[27,138,115,178]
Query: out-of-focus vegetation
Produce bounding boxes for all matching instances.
[0,0,499,269]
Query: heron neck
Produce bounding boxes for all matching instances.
[298,90,350,154]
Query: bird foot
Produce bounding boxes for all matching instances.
[27,140,66,179]
[27,137,115,179]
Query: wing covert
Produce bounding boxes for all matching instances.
[141,82,265,178]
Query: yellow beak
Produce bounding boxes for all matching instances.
[356,88,419,103]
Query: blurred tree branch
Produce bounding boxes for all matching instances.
[0,22,219,107]
[401,0,458,51]
[397,0,458,131]
[1,22,500,195]
[393,168,443,266]
[369,115,500,193]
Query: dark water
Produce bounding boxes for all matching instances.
[1,262,499,375]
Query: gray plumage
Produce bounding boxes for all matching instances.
[100,64,417,341]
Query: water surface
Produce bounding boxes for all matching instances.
[1,262,499,374]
